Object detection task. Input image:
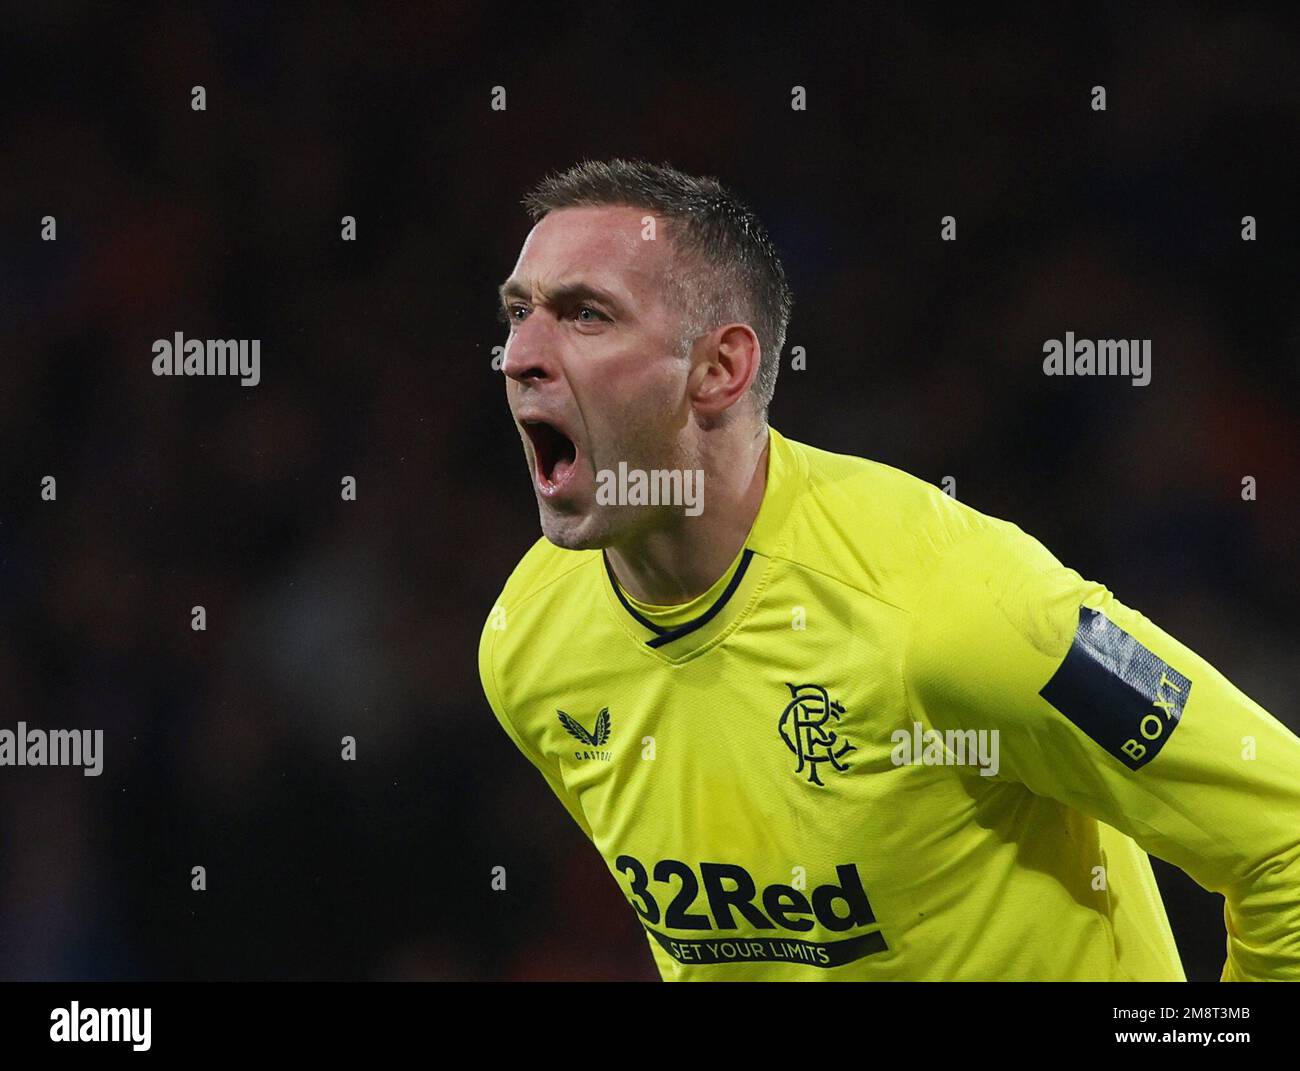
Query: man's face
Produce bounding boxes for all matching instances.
[499,204,695,550]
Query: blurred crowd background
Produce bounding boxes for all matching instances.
[1,5,1296,981]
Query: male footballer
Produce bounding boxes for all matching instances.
[478,158,1300,980]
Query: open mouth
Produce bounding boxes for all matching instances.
[521,419,580,494]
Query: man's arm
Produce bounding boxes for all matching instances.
[903,521,1300,981]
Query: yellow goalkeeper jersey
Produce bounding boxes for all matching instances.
[478,425,1300,980]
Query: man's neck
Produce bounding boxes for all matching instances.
[604,425,771,605]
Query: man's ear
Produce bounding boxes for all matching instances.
[689,323,761,418]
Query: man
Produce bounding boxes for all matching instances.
[478,158,1300,980]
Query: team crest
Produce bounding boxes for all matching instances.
[779,683,855,786]
[558,707,613,762]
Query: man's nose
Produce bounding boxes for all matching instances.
[501,310,557,384]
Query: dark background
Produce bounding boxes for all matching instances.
[1,4,1296,981]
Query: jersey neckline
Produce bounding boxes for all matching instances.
[597,425,805,663]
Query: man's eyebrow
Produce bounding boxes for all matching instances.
[497,278,628,313]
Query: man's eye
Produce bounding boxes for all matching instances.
[497,304,606,328]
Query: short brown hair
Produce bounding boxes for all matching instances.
[522,158,793,421]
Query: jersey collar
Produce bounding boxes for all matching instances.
[599,425,805,662]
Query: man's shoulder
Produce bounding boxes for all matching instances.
[494,536,595,607]
[477,536,600,701]
[777,432,1029,607]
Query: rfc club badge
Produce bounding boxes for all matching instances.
[779,683,855,786]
